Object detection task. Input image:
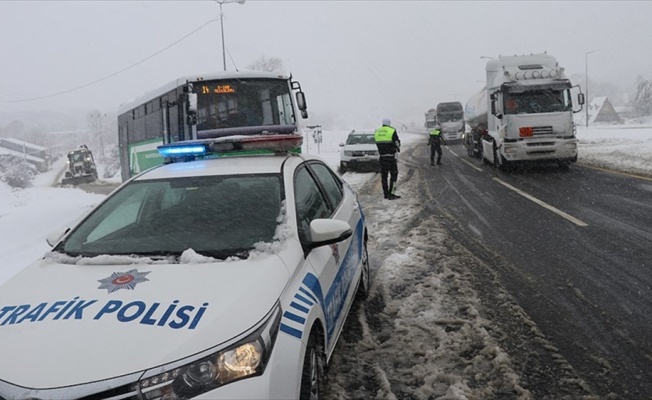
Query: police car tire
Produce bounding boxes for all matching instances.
[300,330,325,400]
[356,241,370,300]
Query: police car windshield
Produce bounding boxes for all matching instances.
[57,174,283,260]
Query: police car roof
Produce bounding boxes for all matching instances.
[135,153,299,180]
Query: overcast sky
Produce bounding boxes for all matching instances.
[1,1,651,128]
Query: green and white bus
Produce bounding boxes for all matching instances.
[117,70,308,182]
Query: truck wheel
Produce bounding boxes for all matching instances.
[339,163,347,174]
[466,139,474,157]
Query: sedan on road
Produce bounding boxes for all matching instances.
[0,134,370,400]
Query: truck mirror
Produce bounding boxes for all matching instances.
[301,110,308,119]
[187,93,198,114]
[296,91,307,111]
[578,93,585,105]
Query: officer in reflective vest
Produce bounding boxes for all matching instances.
[374,118,401,200]
[428,125,447,166]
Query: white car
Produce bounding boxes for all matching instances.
[0,134,370,400]
[338,130,379,173]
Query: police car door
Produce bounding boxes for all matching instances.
[294,161,361,352]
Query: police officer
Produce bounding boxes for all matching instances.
[428,124,447,166]
[374,118,401,200]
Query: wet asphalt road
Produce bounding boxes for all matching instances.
[404,141,652,399]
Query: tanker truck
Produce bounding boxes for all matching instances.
[465,53,585,169]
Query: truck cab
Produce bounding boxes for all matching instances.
[481,53,584,169]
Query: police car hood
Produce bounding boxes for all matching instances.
[343,143,378,152]
[0,253,290,389]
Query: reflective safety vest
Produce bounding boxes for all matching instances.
[430,129,441,137]
[375,126,396,143]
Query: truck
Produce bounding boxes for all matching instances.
[424,108,437,130]
[435,101,465,141]
[60,145,98,185]
[464,53,585,169]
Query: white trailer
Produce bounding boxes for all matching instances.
[470,53,585,169]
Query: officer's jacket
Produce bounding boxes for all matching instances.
[374,126,401,156]
[428,129,446,147]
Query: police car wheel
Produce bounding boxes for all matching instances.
[300,330,325,400]
[356,241,370,300]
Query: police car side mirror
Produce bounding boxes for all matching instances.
[308,219,352,249]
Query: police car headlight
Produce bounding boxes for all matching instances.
[135,304,281,400]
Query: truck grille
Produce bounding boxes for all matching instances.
[532,126,553,135]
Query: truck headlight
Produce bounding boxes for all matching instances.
[135,303,281,400]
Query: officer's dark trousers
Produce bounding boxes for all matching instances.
[379,156,398,198]
[430,145,442,164]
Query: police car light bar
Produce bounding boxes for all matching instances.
[158,144,208,158]
[158,134,303,160]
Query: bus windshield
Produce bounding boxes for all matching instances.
[195,78,295,132]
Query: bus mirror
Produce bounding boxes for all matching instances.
[296,91,307,111]
[187,93,198,114]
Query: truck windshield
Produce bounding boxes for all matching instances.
[56,174,283,260]
[504,89,571,114]
[438,113,463,123]
[195,78,295,131]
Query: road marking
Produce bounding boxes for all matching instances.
[579,164,652,182]
[492,177,589,227]
[461,158,483,172]
[447,147,483,171]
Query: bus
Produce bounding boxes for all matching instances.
[117,70,308,182]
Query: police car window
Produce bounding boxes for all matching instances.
[294,165,330,243]
[308,162,343,210]
[59,175,282,259]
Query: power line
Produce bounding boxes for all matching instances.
[0,18,218,104]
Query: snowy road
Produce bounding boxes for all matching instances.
[323,140,652,400]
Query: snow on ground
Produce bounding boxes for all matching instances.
[0,123,651,398]
[575,124,652,177]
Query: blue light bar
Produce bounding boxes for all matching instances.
[158,144,208,158]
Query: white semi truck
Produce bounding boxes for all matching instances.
[465,53,585,169]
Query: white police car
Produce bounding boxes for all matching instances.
[338,130,379,173]
[0,134,369,400]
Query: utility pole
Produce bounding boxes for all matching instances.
[215,0,246,71]
[585,49,599,127]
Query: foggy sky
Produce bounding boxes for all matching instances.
[1,1,651,128]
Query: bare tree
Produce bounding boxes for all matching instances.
[247,55,286,74]
[634,76,652,117]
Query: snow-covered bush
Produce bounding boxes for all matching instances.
[0,154,36,189]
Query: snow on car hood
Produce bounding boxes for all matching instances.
[342,143,378,152]
[0,251,290,388]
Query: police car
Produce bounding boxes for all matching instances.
[0,134,370,400]
[338,129,380,173]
